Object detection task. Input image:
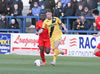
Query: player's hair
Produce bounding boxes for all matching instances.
[92,9,99,15]
[46,9,52,13]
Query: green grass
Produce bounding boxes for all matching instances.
[0,55,100,74]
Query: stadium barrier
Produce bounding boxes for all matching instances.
[0,29,21,33]
[0,16,98,34]
[0,33,98,57]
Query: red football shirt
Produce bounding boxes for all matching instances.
[96,16,100,31]
[36,20,50,41]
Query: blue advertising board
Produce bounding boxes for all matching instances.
[0,34,11,54]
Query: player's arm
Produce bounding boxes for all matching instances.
[38,28,44,34]
[57,17,68,32]
[38,20,46,34]
[36,22,41,35]
[36,22,39,35]
[61,23,68,32]
[36,28,44,35]
[93,32,100,37]
[93,21,100,37]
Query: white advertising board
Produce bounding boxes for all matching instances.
[11,34,100,57]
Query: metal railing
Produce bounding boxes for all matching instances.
[0,16,98,34]
[0,29,21,33]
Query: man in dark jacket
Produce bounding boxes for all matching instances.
[0,15,9,29]
[44,0,55,12]
[11,4,21,16]
[75,4,83,16]
[77,0,87,9]
[87,0,98,10]
[13,0,23,15]
[73,16,89,30]
[63,2,74,29]
[6,0,14,9]
[53,1,63,18]
[81,6,92,16]
[5,5,12,16]
[63,2,73,17]
[80,16,90,30]
[0,0,7,15]
[29,0,39,9]
[71,0,78,16]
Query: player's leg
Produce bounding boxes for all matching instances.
[39,46,46,65]
[54,40,64,55]
[38,40,46,65]
[51,40,63,65]
[94,43,100,57]
[45,48,50,54]
[45,40,51,54]
[94,48,100,57]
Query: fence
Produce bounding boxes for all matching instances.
[0,16,98,34]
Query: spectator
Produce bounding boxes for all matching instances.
[31,2,41,26]
[29,0,39,9]
[32,2,41,16]
[87,0,98,10]
[53,1,63,18]
[6,0,13,5]
[73,16,89,32]
[9,19,19,29]
[0,15,9,29]
[93,22,98,31]
[11,4,21,16]
[61,0,71,8]
[6,0,14,10]
[27,9,33,29]
[81,6,92,30]
[75,5,83,16]
[13,0,23,15]
[40,5,46,15]
[0,0,7,15]
[81,6,92,16]
[38,0,45,6]
[73,18,81,30]
[63,2,73,17]
[97,1,100,16]
[80,16,89,30]
[27,9,32,16]
[77,0,87,9]
[44,0,55,12]
[71,0,78,16]
[63,2,74,29]
[5,5,11,16]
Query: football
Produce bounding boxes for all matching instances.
[34,59,42,67]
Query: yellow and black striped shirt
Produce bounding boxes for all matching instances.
[42,17,62,40]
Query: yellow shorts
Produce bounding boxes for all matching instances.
[50,36,62,49]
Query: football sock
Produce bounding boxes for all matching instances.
[40,53,45,63]
[53,49,61,62]
[95,52,100,57]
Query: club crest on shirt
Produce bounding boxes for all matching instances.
[48,18,57,27]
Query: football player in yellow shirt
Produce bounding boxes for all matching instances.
[38,9,68,65]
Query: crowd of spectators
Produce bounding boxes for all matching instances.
[0,0,100,32]
[27,0,100,31]
[0,0,23,16]
[0,0,23,29]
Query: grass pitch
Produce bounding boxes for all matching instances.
[0,55,100,74]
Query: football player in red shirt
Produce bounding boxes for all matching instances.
[92,9,100,57]
[36,14,51,65]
